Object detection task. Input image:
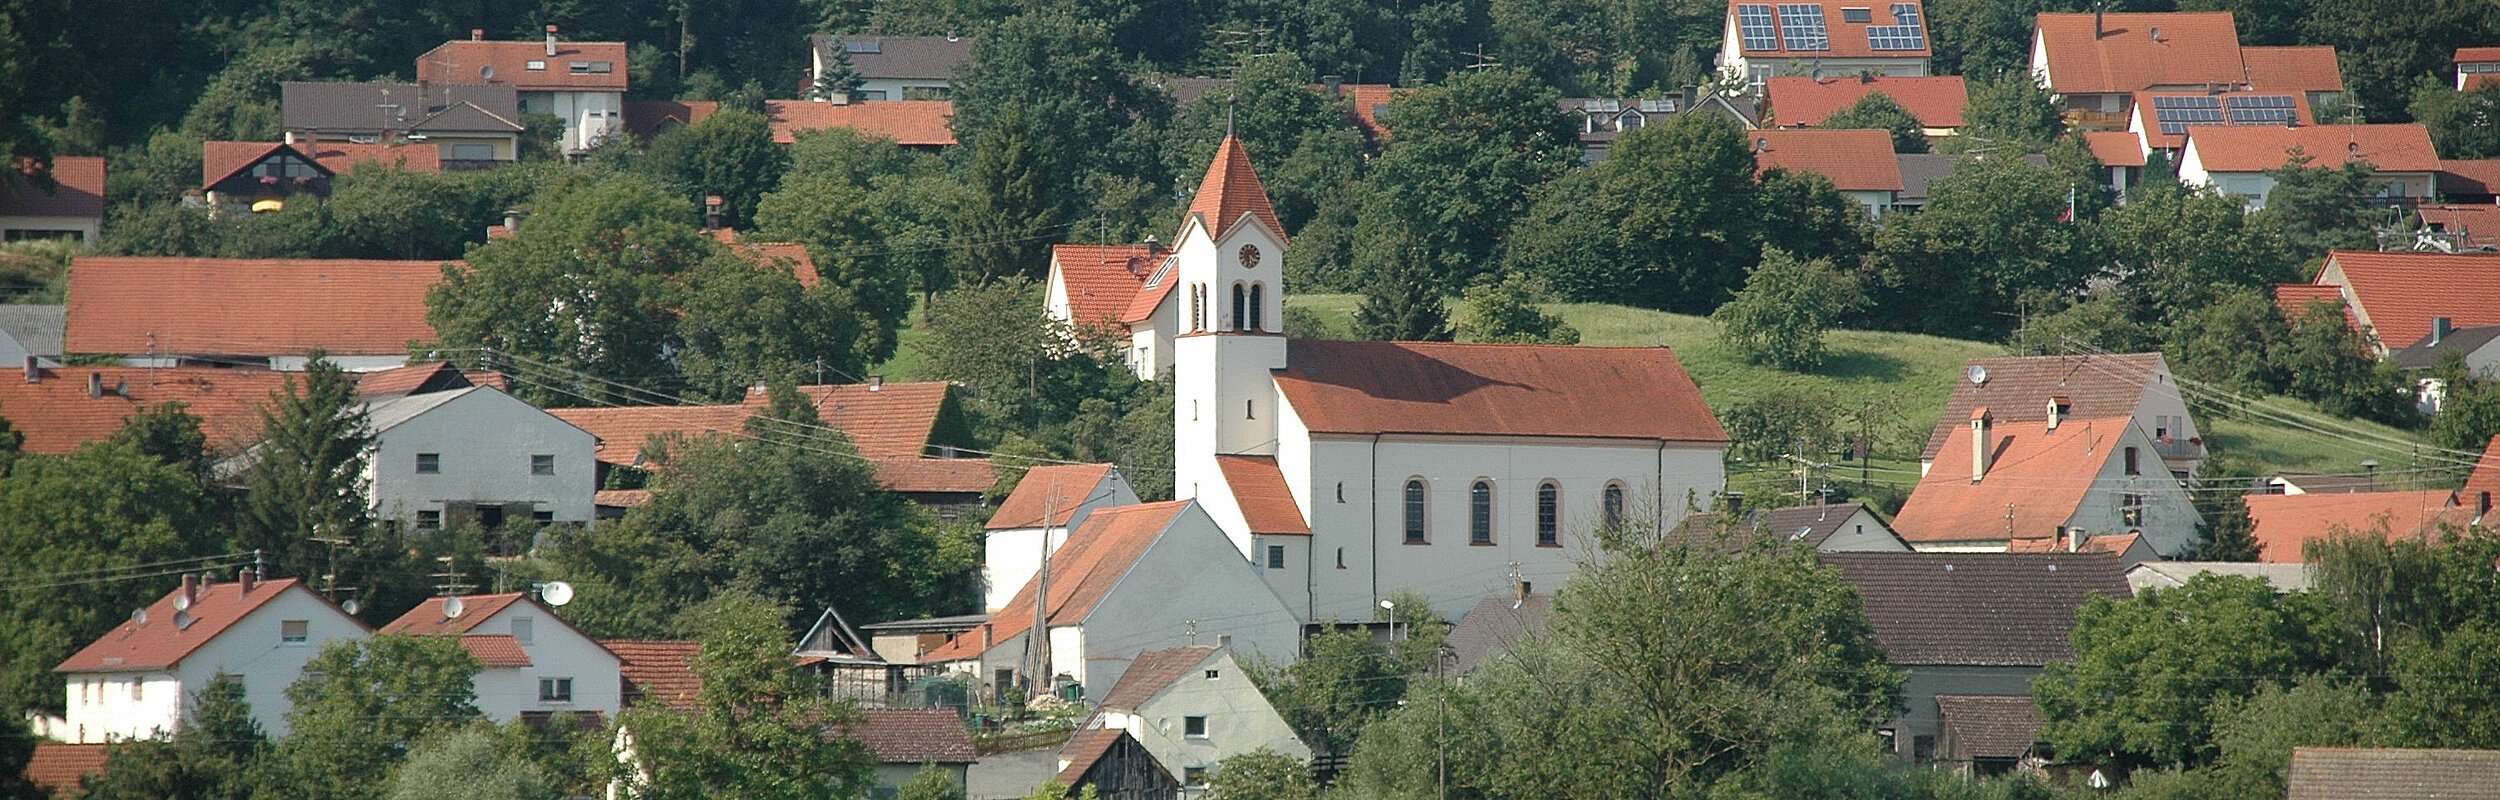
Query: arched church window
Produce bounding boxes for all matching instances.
[1231,283,1248,332]
[1248,284,1265,332]
[1403,480,1428,544]
[1470,480,1494,545]
[1536,482,1560,546]
[1602,483,1626,532]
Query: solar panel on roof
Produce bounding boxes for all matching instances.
[2224,94,2299,125]
[1738,5,1780,50]
[1778,4,1830,50]
[1867,2,1926,50]
[2151,96,2226,135]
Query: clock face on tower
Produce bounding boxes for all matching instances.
[1239,245,1261,269]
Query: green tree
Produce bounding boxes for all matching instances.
[895,764,966,800]
[950,8,1172,248]
[1452,275,1579,344]
[1205,748,1317,800]
[235,355,374,590]
[105,402,211,479]
[1246,601,1449,758]
[1162,54,1366,235]
[2278,302,2412,424]
[77,674,272,800]
[618,592,876,800]
[280,634,483,800]
[2168,288,2292,398]
[1869,153,2099,339]
[755,128,948,361]
[1819,91,1926,153]
[2409,79,2500,159]
[2378,622,2500,748]
[1358,67,1576,291]
[1755,167,1874,268]
[1951,71,2063,154]
[642,108,788,230]
[956,103,1077,283]
[1713,248,1860,371]
[811,48,866,100]
[1506,114,1761,313]
[2250,151,2376,259]
[1351,230,1451,341]
[2035,575,2332,770]
[384,725,547,800]
[2100,181,2301,335]
[0,708,37,800]
[2427,356,2500,453]
[2304,527,2500,683]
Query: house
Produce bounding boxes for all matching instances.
[1749,128,1905,216]
[2264,473,2382,495]
[1060,647,1310,795]
[362,386,597,531]
[1895,409,2197,555]
[1048,242,1166,371]
[2126,89,2315,159]
[984,463,1141,612]
[2176,124,2442,210]
[1446,590,1553,675]
[833,709,979,796]
[0,365,293,454]
[1717,0,1934,94]
[858,614,989,667]
[1892,153,2047,211]
[198,138,444,211]
[22,742,110,798]
[1923,353,2203,477]
[2243,489,2476,563]
[708,229,826,288]
[605,639,703,710]
[2466,434,2500,510]
[1764,75,1966,137]
[1822,552,2129,769]
[1,156,104,243]
[621,99,717,145]
[65,256,446,371]
[383,592,623,723]
[56,573,368,742]
[2292,250,2500,356]
[281,81,524,166]
[1556,93,1755,163]
[1932,695,2046,777]
[2002,529,2156,569]
[0,304,62,367]
[2028,11,2245,129]
[2126,561,2312,594]
[2391,322,2500,404]
[1054,728,1176,800]
[2079,131,2148,196]
[416,27,627,156]
[761,99,956,148]
[794,606,948,706]
[356,360,505,398]
[923,501,1301,703]
[1330,82,1408,148]
[808,35,975,101]
[2288,746,2500,799]
[2441,158,2500,204]
[1663,501,1907,552]
[2411,204,2500,252]
[2460,48,2500,91]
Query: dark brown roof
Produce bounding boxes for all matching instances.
[1935,695,2046,760]
[23,742,109,798]
[1054,725,1128,786]
[1447,593,1553,674]
[2288,747,2500,800]
[837,708,978,764]
[988,463,1116,530]
[1922,353,2169,462]
[1664,503,1889,551]
[1,156,104,219]
[604,639,704,710]
[809,35,975,82]
[57,579,357,672]
[623,100,717,144]
[1099,646,1217,710]
[1273,340,1728,443]
[282,82,522,134]
[1820,552,2130,666]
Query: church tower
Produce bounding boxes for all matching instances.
[1171,136,1290,544]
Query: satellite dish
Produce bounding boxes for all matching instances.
[173,610,195,630]
[130,608,149,625]
[442,596,466,619]
[540,581,575,607]
[1967,364,1989,385]
[342,599,361,616]
[174,592,192,611]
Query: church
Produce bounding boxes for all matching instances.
[1040,136,1731,622]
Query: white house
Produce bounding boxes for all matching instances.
[1921,353,2203,480]
[1893,410,2200,556]
[2176,124,2442,210]
[806,35,974,101]
[925,501,1301,703]
[362,386,598,531]
[55,574,368,742]
[382,592,622,723]
[983,463,1141,612]
[1716,0,1934,94]
[416,28,626,155]
[1160,136,1731,624]
[0,156,104,244]
[1064,646,1310,794]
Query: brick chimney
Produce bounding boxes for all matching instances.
[545,25,560,57]
[181,573,199,608]
[87,371,102,399]
[22,355,36,383]
[1970,407,1993,483]
[471,28,484,41]
[239,567,258,595]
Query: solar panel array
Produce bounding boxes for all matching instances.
[1867,3,1927,50]
[2226,94,2298,125]
[1738,5,1780,50]
[2151,95,2223,134]
[1778,4,1830,50]
[2149,94,2299,134]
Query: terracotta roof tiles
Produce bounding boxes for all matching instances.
[2418,205,2500,250]
[989,463,1116,531]
[763,100,955,147]
[871,457,996,495]
[2244,490,2471,563]
[2273,284,2357,331]
[23,742,110,798]
[2033,12,2245,94]
[57,578,350,672]
[1099,646,1217,710]
[1213,455,1309,535]
[1339,84,1405,143]
[2322,250,2500,350]
[1119,258,1181,324]
[623,100,717,144]
[604,638,704,709]
[381,593,527,635]
[2241,46,2345,93]
[2185,124,2441,175]
[0,366,292,454]
[2131,89,2317,151]
[1051,244,1158,327]
[1766,75,1968,128]
[1273,340,1727,442]
[66,256,446,357]
[2464,436,2500,508]
[1184,136,1285,243]
[1750,128,1906,192]
[713,231,824,288]
[1895,416,2131,544]
[415,37,630,92]
[837,708,978,764]
[1822,551,2130,666]
[1,156,104,219]
[925,501,1193,662]
[460,634,534,667]
[2081,131,2148,168]
[1729,0,1935,60]
[775,382,953,458]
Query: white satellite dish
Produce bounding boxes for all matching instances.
[173,610,195,630]
[442,596,467,619]
[540,581,575,607]
[130,608,149,625]
[1967,364,1989,385]
[174,592,192,611]
[341,599,361,616]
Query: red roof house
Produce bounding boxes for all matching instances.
[1749,128,1906,214]
[0,155,105,243]
[0,365,294,454]
[2460,48,2500,91]
[65,256,448,367]
[2031,12,2246,96]
[22,742,110,798]
[762,99,955,147]
[2244,490,2474,563]
[56,576,369,741]
[2308,250,2500,353]
[1765,75,1968,130]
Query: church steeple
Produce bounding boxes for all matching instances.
[1184,136,1287,245]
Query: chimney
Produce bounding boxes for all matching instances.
[2095,7,2104,39]
[2434,316,2453,345]
[1754,137,1769,153]
[284,131,299,145]
[2149,26,2162,41]
[87,372,103,399]
[545,25,559,57]
[1216,633,1232,648]
[704,195,723,230]
[181,573,199,608]
[1860,71,1873,84]
[1323,75,1343,97]
[1725,490,1746,515]
[1970,407,1993,483]
[1515,579,1533,603]
[868,374,884,391]
[2066,527,2083,553]
[2046,395,2069,430]
[239,567,257,595]
[981,623,993,649]
[503,209,521,232]
[471,28,484,41]
[22,356,35,383]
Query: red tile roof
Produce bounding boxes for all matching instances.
[1729,0,1934,59]
[763,100,955,147]
[1273,340,1728,443]
[2081,131,2148,168]
[2273,284,2356,330]
[2033,12,2246,94]
[925,501,1192,662]
[1766,75,1968,128]
[989,463,1116,530]
[1750,128,1906,192]
[0,366,292,454]
[2132,90,2317,150]
[381,592,528,635]
[2442,159,2500,197]
[2321,250,2500,349]
[1050,244,1159,327]
[2459,48,2500,64]
[1099,646,1216,709]
[23,742,109,798]
[776,381,955,459]
[595,488,653,508]
[2465,436,2500,508]
[201,141,302,188]
[415,37,630,92]
[201,141,442,187]
[604,639,704,709]
[1119,258,1180,324]
[2241,46,2345,93]
[1921,353,2170,463]
[1,156,105,219]
[460,634,534,667]
[2005,530,2143,556]
[871,456,996,495]
[548,403,752,466]
[2184,124,2442,174]
[1338,84,1406,143]
[2418,204,2500,249]
[712,231,824,288]
[57,578,349,672]
[66,257,447,357]
[1214,455,1309,535]
[836,708,978,764]
[2244,490,2470,563]
[1183,136,1285,244]
[1894,416,2131,543]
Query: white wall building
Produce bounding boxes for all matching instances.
[1090,647,1311,793]
[56,575,368,742]
[363,386,597,531]
[1716,0,1934,93]
[383,593,622,723]
[416,28,627,155]
[983,463,1140,612]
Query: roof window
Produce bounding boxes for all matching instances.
[1842,6,1874,22]
[526,60,546,71]
[844,40,882,53]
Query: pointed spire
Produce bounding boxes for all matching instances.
[1184,135,1286,245]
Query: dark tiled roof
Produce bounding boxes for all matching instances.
[1054,724,1127,786]
[1936,695,2046,760]
[810,35,975,82]
[1821,552,2131,666]
[1099,646,1216,710]
[1895,153,2048,204]
[1922,352,2170,462]
[1664,503,1888,551]
[0,304,63,357]
[1,156,104,219]
[1447,593,1553,674]
[837,708,977,764]
[2288,747,2500,800]
[2393,324,2500,369]
[282,82,521,134]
